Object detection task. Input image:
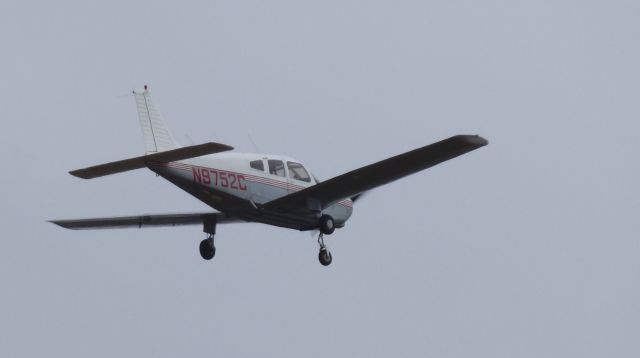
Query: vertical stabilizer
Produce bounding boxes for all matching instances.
[133,86,179,153]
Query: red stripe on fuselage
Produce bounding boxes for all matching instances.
[149,161,353,208]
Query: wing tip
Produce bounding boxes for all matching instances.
[454,134,489,148]
[68,170,92,179]
[48,220,73,229]
[471,135,489,147]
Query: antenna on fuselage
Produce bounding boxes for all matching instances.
[247,133,261,152]
[184,134,196,145]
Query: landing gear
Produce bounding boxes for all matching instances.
[319,214,335,235]
[316,215,336,266]
[199,236,215,260]
[317,233,333,266]
[319,247,332,266]
[200,217,217,261]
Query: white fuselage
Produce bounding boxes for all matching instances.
[148,152,353,230]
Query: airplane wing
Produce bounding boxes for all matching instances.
[263,135,488,213]
[69,142,233,179]
[50,212,241,230]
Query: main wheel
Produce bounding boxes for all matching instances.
[319,215,335,235]
[199,239,215,260]
[318,248,333,266]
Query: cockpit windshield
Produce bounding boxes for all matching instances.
[287,162,311,182]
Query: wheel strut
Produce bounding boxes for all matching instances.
[317,232,326,250]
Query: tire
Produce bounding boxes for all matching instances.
[319,215,335,235]
[318,248,333,266]
[199,239,215,260]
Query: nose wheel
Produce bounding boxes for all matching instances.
[317,233,333,266]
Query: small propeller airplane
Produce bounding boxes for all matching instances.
[51,86,488,266]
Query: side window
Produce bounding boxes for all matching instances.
[287,162,311,182]
[268,160,286,177]
[250,160,264,171]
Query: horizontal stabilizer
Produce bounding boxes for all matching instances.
[69,142,233,179]
[50,212,240,230]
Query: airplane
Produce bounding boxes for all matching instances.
[50,86,488,266]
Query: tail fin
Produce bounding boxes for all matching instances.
[133,86,179,153]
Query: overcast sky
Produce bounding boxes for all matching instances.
[1,1,638,357]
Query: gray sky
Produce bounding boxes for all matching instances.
[1,0,639,357]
